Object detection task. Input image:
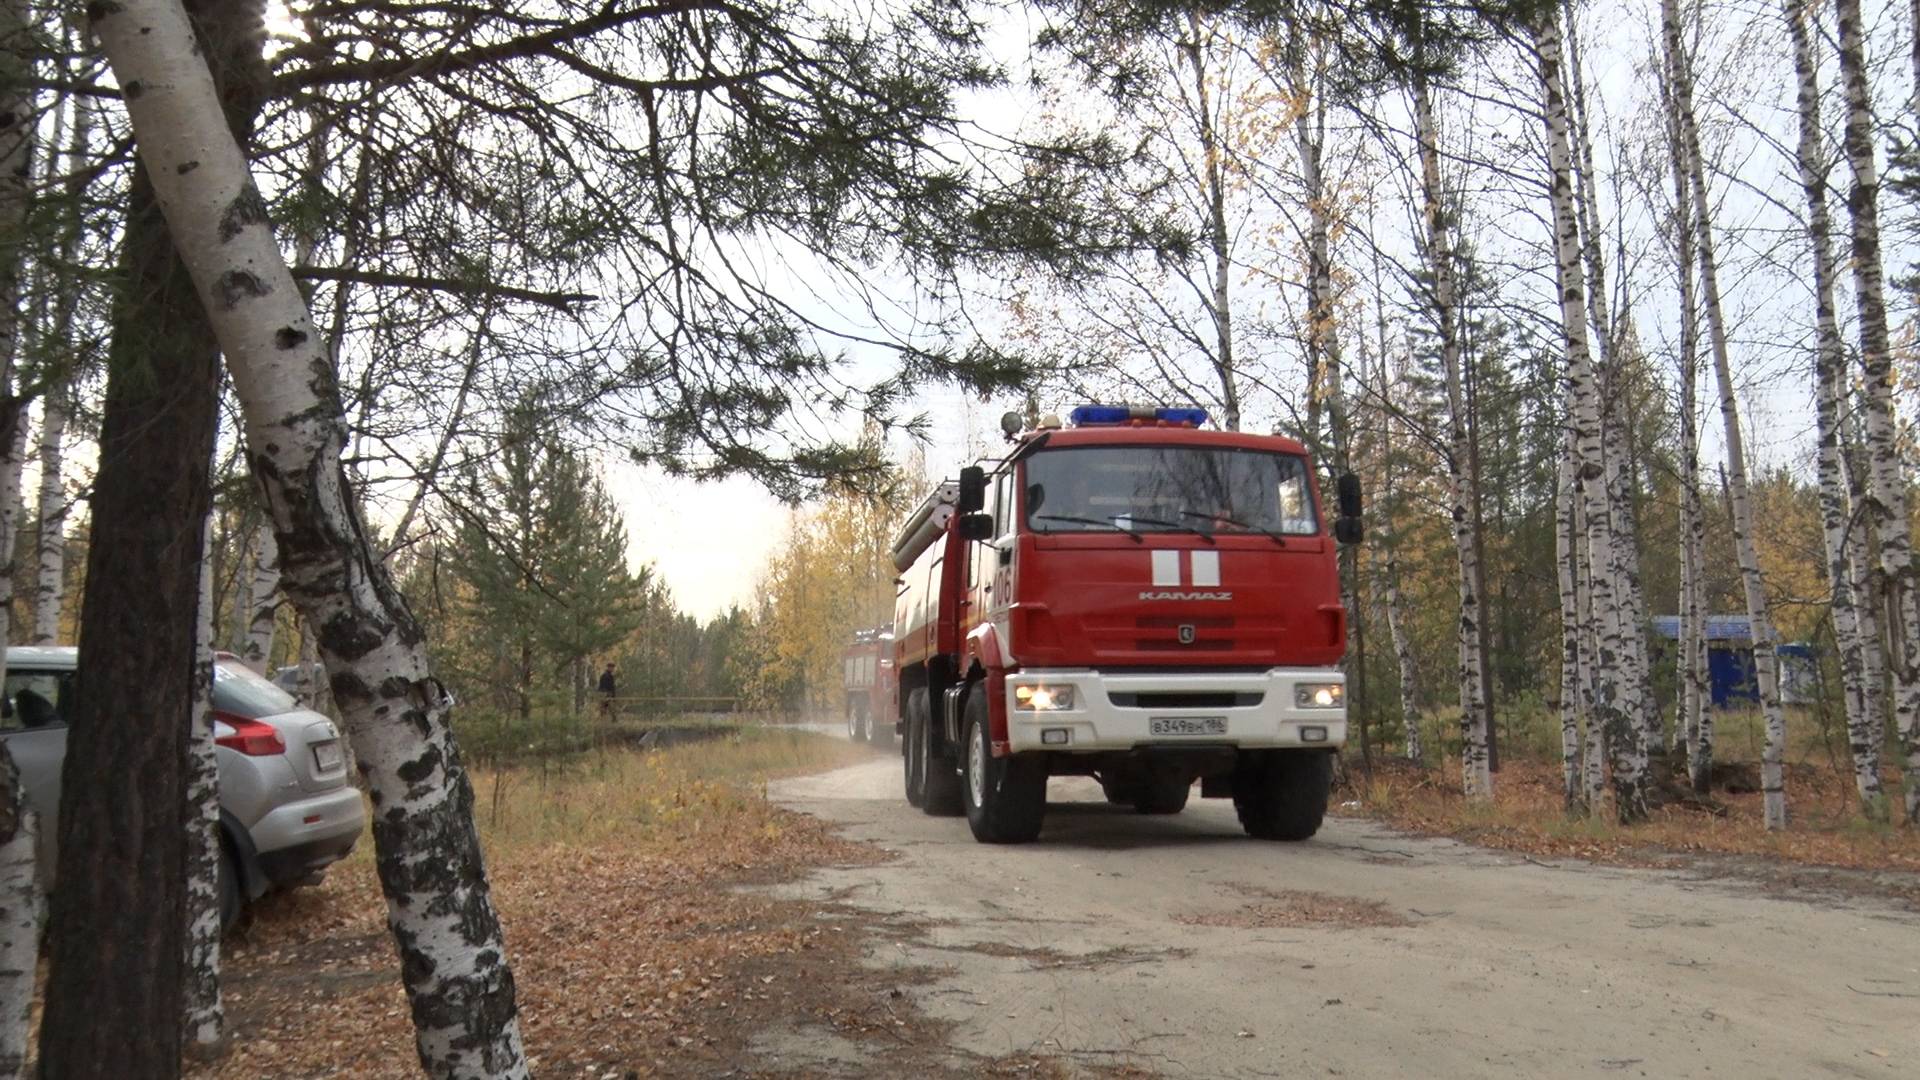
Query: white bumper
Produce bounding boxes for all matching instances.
[1003,668,1347,753]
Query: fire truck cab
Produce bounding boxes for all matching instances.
[841,625,895,746]
[891,405,1361,844]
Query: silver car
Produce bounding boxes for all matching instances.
[0,646,366,927]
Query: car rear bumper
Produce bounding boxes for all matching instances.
[247,785,365,887]
[1003,667,1347,754]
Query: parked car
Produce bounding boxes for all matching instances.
[0,646,366,928]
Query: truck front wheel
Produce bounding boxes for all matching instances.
[1233,750,1331,841]
[962,690,1046,843]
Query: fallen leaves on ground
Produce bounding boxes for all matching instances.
[1175,883,1409,930]
[1342,757,1920,902]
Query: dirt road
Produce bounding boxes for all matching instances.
[761,753,1920,1079]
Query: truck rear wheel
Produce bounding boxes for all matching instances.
[868,706,895,749]
[1133,774,1191,815]
[920,698,964,816]
[1233,750,1331,841]
[904,689,927,807]
[962,691,1045,843]
[849,702,867,742]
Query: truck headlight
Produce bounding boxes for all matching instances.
[1014,684,1076,711]
[1294,682,1343,709]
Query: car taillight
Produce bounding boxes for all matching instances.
[214,713,286,756]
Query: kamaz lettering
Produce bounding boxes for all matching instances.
[1138,590,1233,601]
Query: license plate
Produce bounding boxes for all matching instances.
[1150,716,1227,737]
[313,742,344,771]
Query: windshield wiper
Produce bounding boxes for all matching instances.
[1032,513,1144,543]
[1127,515,1216,544]
[1179,509,1287,547]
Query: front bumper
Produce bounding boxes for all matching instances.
[1003,667,1347,754]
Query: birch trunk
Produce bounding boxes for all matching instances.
[1663,45,1711,794]
[92,4,527,1073]
[1834,0,1920,823]
[1786,0,1883,811]
[1534,11,1647,821]
[1182,11,1240,431]
[1664,0,1789,828]
[1566,4,1656,760]
[1577,493,1606,808]
[32,387,68,643]
[0,744,36,1080]
[1412,74,1491,798]
[1556,446,1586,811]
[184,513,223,1050]
[243,521,278,671]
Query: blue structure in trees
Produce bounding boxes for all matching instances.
[1650,616,1818,707]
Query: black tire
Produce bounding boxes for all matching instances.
[1099,774,1137,806]
[849,702,866,742]
[1233,750,1332,841]
[921,695,965,817]
[904,689,927,807]
[1133,774,1192,815]
[961,690,1046,843]
[217,841,242,933]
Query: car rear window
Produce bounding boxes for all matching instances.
[212,658,300,718]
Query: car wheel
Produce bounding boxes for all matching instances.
[961,689,1045,843]
[1233,750,1331,841]
[218,841,242,933]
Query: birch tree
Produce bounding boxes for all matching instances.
[0,745,33,1080]
[1662,36,1711,794]
[242,522,278,671]
[1412,71,1491,798]
[1662,0,1789,829]
[92,2,527,1072]
[184,515,223,1050]
[1833,0,1920,823]
[1536,9,1650,821]
[1784,0,1883,812]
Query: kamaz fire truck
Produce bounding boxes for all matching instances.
[841,625,896,746]
[889,405,1361,844]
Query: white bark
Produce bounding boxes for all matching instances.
[1556,441,1586,811]
[31,387,68,644]
[184,513,223,1049]
[1833,0,1920,824]
[0,745,37,1080]
[1412,75,1491,799]
[1663,42,1711,794]
[92,4,528,1075]
[1181,11,1240,431]
[1785,0,1883,811]
[1566,6,1655,760]
[1534,11,1648,821]
[1664,0,1789,828]
[243,521,279,672]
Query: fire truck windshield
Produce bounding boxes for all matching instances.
[1022,446,1318,538]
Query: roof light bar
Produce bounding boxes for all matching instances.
[1067,405,1210,428]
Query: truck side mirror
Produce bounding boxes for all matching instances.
[957,512,994,541]
[1336,472,1363,519]
[1334,473,1363,545]
[958,466,987,513]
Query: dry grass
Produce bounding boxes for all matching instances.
[193,728,888,1079]
[1347,755,1920,876]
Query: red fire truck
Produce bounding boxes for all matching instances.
[841,625,896,746]
[889,405,1361,844]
